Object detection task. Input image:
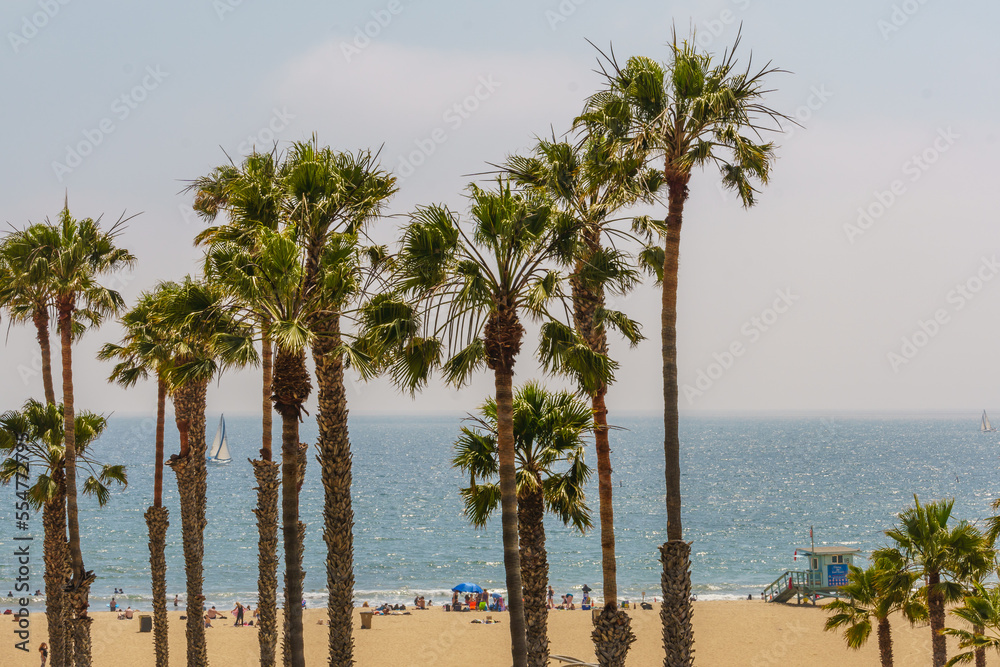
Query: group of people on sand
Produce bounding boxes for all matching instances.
[412,595,433,609]
[447,590,505,612]
[204,601,257,628]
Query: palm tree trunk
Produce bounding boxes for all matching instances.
[272,347,309,667]
[876,616,893,667]
[660,176,694,667]
[154,376,166,507]
[261,323,273,461]
[927,571,946,667]
[519,487,549,667]
[42,474,68,667]
[32,306,56,405]
[58,298,94,667]
[251,458,280,666]
[974,623,986,667]
[146,375,170,667]
[167,378,209,667]
[313,328,357,666]
[496,364,528,667]
[282,444,307,667]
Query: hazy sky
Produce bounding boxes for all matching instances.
[2,0,998,420]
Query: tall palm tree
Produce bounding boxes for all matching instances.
[874,496,995,667]
[453,382,593,667]
[942,583,1000,666]
[0,401,126,667]
[385,179,609,667]
[97,291,177,667]
[32,204,135,666]
[279,140,396,666]
[0,223,59,405]
[823,556,927,667]
[207,227,323,667]
[188,150,285,665]
[156,277,257,667]
[577,31,788,665]
[504,134,660,666]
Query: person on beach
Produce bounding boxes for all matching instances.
[548,586,554,608]
[204,614,213,628]
[39,642,48,666]
[232,601,244,626]
[207,606,218,619]
[110,597,116,612]
[173,595,179,607]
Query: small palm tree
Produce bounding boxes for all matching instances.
[0,400,127,667]
[98,291,177,667]
[824,556,927,667]
[874,496,995,667]
[577,30,789,665]
[453,382,594,667]
[383,179,609,667]
[942,583,1000,666]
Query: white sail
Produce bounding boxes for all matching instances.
[208,415,232,462]
[983,411,996,432]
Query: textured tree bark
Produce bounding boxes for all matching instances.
[252,459,280,666]
[145,506,170,667]
[927,570,946,667]
[261,325,273,461]
[33,307,56,405]
[518,488,549,667]
[58,296,94,666]
[282,446,307,667]
[167,378,209,667]
[496,365,528,667]
[876,616,893,667]
[272,346,309,667]
[974,622,986,667]
[42,477,69,667]
[659,542,694,667]
[314,328,357,666]
[154,376,166,507]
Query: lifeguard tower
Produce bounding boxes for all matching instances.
[762,545,860,605]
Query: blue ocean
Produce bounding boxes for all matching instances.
[1,414,996,611]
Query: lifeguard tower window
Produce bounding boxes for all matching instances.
[811,558,818,570]
[831,555,844,564]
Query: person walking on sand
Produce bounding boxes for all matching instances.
[548,586,554,609]
[232,601,244,626]
[173,594,179,607]
[39,642,48,666]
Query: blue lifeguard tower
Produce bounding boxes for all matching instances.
[762,545,860,605]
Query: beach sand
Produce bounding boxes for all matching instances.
[1,600,993,665]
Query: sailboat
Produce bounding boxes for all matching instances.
[208,414,233,463]
[981,411,997,433]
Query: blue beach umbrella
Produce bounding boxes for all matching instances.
[452,582,483,593]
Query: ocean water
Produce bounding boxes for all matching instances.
[1,413,997,611]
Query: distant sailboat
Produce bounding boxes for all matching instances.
[981,411,997,433]
[208,415,232,463]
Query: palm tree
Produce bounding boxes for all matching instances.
[97,291,177,667]
[188,150,285,665]
[942,583,1000,666]
[385,179,609,667]
[0,400,126,667]
[874,496,995,667]
[156,277,256,667]
[30,204,135,666]
[207,227,323,667]
[823,556,927,667]
[577,30,789,665]
[0,222,59,405]
[453,382,593,667]
[279,140,396,665]
[504,134,660,666]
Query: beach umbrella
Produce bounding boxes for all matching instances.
[491,593,502,598]
[452,583,484,593]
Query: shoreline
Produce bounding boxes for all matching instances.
[1,600,982,666]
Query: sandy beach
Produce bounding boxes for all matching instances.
[2,600,994,666]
